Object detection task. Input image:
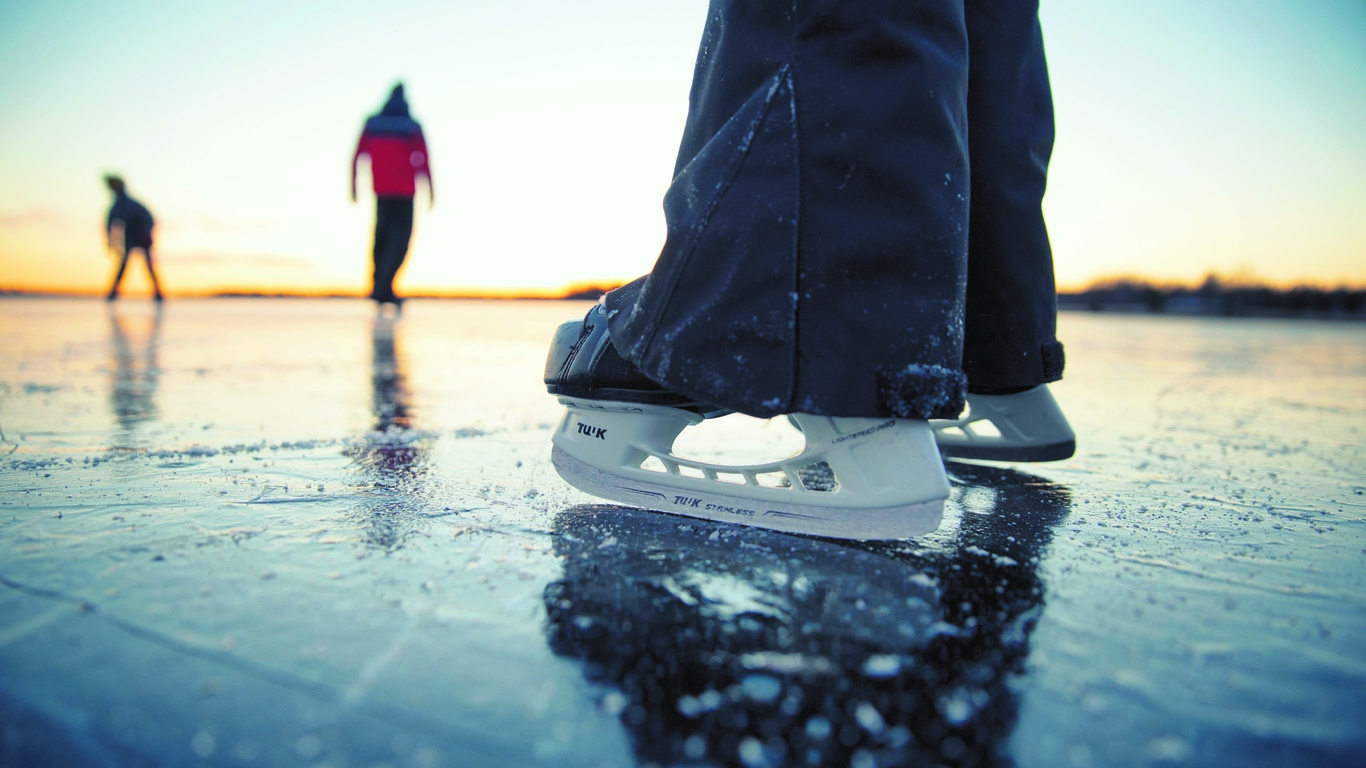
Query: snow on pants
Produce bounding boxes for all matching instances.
[371,195,414,303]
[604,0,1065,420]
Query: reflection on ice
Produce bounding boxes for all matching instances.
[107,305,162,439]
[343,314,434,550]
[368,314,413,436]
[545,462,1069,767]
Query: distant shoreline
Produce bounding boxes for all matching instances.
[1057,278,1365,322]
[4,281,1363,322]
[1056,298,1365,322]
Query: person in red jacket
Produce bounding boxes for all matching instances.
[351,83,434,308]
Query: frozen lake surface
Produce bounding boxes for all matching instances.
[1,297,1363,767]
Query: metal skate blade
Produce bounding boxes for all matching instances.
[552,446,943,541]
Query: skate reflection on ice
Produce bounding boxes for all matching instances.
[544,463,1069,767]
[107,305,163,443]
[344,314,433,550]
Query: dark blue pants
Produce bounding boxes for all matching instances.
[371,196,414,303]
[605,0,1063,419]
[107,240,163,300]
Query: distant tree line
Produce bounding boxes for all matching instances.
[1058,275,1366,320]
[558,284,622,301]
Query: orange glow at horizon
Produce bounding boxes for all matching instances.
[3,208,1362,299]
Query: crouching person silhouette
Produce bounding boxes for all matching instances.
[103,175,164,303]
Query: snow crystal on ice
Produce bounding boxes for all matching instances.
[861,654,901,678]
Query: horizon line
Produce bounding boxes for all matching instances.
[0,285,623,301]
[5,272,1366,301]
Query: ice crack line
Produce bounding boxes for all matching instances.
[0,421,18,454]
[0,572,507,755]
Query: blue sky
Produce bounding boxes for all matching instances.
[1042,1,1366,287]
[1,0,1362,295]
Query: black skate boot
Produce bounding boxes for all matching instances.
[544,301,727,417]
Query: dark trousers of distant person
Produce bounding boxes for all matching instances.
[371,195,414,304]
[603,0,1064,420]
[108,240,164,301]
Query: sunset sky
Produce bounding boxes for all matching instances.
[1,0,1363,297]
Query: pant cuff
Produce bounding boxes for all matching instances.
[1041,340,1065,382]
[876,365,968,420]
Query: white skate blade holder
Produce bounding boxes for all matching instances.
[933,385,1075,462]
[551,398,949,540]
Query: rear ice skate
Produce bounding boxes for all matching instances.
[545,301,949,540]
[932,385,1075,462]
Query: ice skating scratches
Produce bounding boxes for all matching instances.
[549,399,950,540]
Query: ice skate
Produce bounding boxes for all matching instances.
[932,384,1075,462]
[545,302,949,540]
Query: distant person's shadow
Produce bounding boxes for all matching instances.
[344,314,432,550]
[108,306,163,440]
[544,461,1070,767]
